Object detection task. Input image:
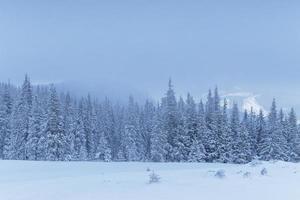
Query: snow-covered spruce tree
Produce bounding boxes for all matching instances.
[295,129,300,161]
[44,85,67,161]
[6,75,33,160]
[0,85,13,159]
[121,96,142,161]
[213,88,232,163]
[168,96,184,162]
[188,139,206,162]
[82,95,97,160]
[184,93,205,162]
[0,101,8,158]
[122,124,139,161]
[100,98,117,160]
[93,100,112,161]
[171,96,187,162]
[183,93,197,161]
[150,106,167,162]
[277,109,295,160]
[286,108,300,160]
[230,103,251,164]
[161,79,179,162]
[204,89,219,162]
[256,109,266,157]
[72,99,88,160]
[140,100,156,161]
[61,93,75,161]
[25,96,45,160]
[2,84,13,116]
[258,99,289,161]
[216,99,233,163]
[95,130,111,162]
[243,108,259,158]
[194,100,209,162]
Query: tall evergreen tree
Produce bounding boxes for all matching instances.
[259,99,289,161]
[161,79,179,161]
[44,86,67,161]
[7,75,33,159]
[73,100,88,160]
[0,85,12,158]
[140,100,156,161]
[95,130,111,162]
[204,89,218,162]
[230,103,251,163]
[25,96,45,160]
[217,99,232,163]
[61,93,75,160]
[184,93,206,162]
[287,108,299,160]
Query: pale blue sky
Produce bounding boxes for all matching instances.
[1,0,300,111]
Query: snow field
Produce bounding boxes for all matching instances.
[0,160,299,200]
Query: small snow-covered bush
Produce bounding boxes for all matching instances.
[261,168,268,176]
[249,160,262,167]
[243,172,251,178]
[215,170,226,179]
[149,171,161,184]
[146,167,151,172]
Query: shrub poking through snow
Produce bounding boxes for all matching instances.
[261,168,268,176]
[149,171,161,184]
[243,172,251,178]
[215,170,226,179]
[249,160,262,167]
[146,167,151,172]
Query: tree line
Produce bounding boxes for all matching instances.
[0,75,299,163]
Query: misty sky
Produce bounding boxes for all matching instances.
[1,0,300,111]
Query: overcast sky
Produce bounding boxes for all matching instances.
[1,0,300,111]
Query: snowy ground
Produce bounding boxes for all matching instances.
[0,160,299,200]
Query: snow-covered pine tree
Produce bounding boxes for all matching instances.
[100,98,117,159]
[230,103,251,163]
[256,109,266,157]
[213,87,229,162]
[0,85,13,158]
[204,89,218,162]
[188,139,206,162]
[0,101,8,158]
[61,93,75,160]
[259,99,289,161]
[184,93,205,162]
[161,79,179,162]
[83,95,97,160]
[216,99,233,163]
[140,100,156,161]
[44,85,67,161]
[286,108,299,160]
[72,99,88,160]
[122,124,139,161]
[121,96,142,161]
[172,96,187,162]
[243,108,259,158]
[197,100,209,162]
[150,105,167,162]
[95,130,111,162]
[7,75,33,160]
[25,96,45,160]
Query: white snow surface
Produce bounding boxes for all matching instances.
[0,160,299,200]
